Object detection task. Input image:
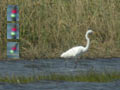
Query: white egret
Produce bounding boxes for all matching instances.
[60,30,93,68]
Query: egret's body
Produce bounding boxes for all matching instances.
[61,46,85,58]
[60,30,93,67]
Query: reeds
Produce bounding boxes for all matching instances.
[0,0,120,59]
[0,71,120,84]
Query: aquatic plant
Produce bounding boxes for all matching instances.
[0,71,120,84]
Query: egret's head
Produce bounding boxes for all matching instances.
[87,30,93,34]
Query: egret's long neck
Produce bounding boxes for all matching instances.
[84,32,90,51]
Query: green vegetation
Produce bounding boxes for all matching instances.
[0,0,120,59]
[0,71,120,84]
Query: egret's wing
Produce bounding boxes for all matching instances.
[61,46,83,58]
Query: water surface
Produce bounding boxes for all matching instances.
[0,58,120,90]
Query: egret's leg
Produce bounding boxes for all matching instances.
[74,58,78,68]
[65,59,68,67]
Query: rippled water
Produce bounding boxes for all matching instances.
[0,58,120,90]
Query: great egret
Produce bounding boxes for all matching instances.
[60,30,93,67]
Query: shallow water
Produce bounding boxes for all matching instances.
[0,58,120,90]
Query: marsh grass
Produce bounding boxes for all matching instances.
[0,0,120,59]
[0,71,120,84]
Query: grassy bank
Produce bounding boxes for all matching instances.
[0,71,120,84]
[0,0,120,59]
